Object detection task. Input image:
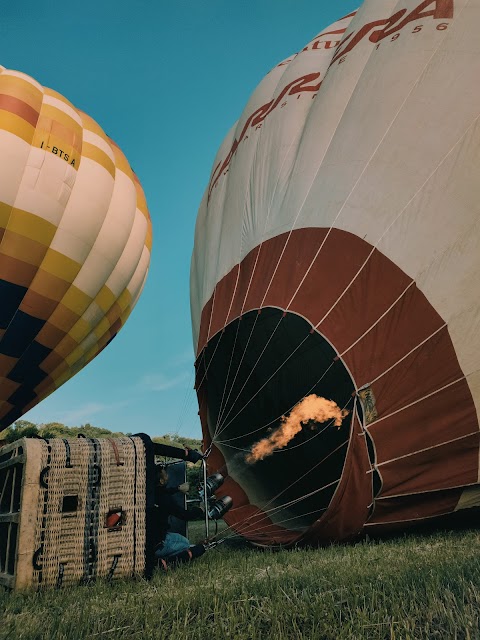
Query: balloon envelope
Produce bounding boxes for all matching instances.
[191,0,480,546]
[0,66,152,428]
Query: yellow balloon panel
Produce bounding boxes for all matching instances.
[0,66,152,427]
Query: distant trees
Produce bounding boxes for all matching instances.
[0,421,202,450]
[152,433,203,451]
[0,421,204,500]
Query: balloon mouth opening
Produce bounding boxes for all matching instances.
[198,307,358,536]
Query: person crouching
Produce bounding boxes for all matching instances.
[153,464,205,567]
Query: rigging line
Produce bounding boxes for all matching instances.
[212,135,301,437]
[214,327,340,441]
[194,280,245,398]
[211,437,350,541]
[220,506,329,543]
[193,307,223,396]
[211,312,263,440]
[178,392,198,436]
[283,16,461,313]
[217,442,253,453]
[174,369,195,433]
[368,323,447,387]
[224,483,335,541]
[218,507,327,543]
[214,100,479,440]
[339,281,416,357]
[194,319,230,398]
[205,279,217,352]
[216,393,351,457]
[367,429,480,473]
[213,329,309,441]
[200,15,451,434]
[212,314,286,439]
[366,375,467,430]
[211,318,244,440]
[215,412,338,450]
[221,498,328,542]
[223,398,357,539]
[216,362,335,443]
[194,251,268,404]
[221,477,341,541]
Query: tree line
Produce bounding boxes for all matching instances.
[0,420,202,450]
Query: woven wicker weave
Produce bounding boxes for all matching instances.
[0,436,148,590]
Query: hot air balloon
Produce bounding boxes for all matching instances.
[0,65,152,428]
[191,0,480,547]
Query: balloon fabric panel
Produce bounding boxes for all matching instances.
[191,0,480,545]
[0,66,151,428]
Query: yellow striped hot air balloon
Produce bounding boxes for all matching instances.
[0,65,152,428]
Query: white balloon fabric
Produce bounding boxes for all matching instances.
[191,1,480,546]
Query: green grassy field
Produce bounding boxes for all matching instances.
[2,524,480,639]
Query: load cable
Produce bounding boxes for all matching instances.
[202,23,472,452]
[213,107,480,442]
[214,401,356,541]
[209,433,351,542]
[196,60,312,401]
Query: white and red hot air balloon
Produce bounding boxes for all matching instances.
[191,0,480,546]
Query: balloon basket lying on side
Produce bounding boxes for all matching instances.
[0,434,160,591]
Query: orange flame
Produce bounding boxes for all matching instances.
[246,394,349,464]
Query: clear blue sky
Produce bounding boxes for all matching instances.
[1,0,357,439]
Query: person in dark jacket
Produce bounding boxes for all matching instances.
[154,465,204,562]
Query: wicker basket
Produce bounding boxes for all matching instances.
[0,435,154,590]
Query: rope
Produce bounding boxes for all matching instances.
[367,430,479,473]
[212,316,245,438]
[201,13,471,454]
[174,369,195,434]
[213,331,320,441]
[210,398,357,543]
[215,360,337,444]
[221,507,330,544]
[366,375,466,430]
[213,95,480,438]
[212,314,284,439]
[211,435,351,542]
[338,281,415,357]
[199,5,456,438]
[220,478,341,543]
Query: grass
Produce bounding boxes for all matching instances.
[2,524,480,639]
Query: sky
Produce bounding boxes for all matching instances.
[0,0,358,439]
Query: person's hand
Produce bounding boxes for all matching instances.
[178,482,190,494]
[185,447,203,463]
